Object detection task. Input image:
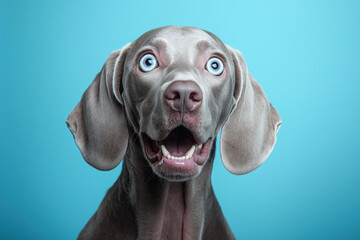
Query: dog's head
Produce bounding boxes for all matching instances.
[66,26,281,181]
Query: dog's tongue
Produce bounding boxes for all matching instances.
[163,127,196,157]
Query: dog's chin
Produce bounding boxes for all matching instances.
[141,126,213,182]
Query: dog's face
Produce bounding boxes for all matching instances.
[119,27,235,180]
[67,26,281,182]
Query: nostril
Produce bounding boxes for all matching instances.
[189,92,201,102]
[164,89,180,101]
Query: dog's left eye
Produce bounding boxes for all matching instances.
[139,54,158,72]
[206,57,224,76]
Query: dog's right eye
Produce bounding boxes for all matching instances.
[139,54,158,72]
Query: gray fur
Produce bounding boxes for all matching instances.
[67,26,281,239]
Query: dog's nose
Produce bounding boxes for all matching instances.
[164,81,202,112]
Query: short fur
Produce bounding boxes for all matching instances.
[67,26,281,240]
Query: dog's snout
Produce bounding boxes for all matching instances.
[164,81,202,112]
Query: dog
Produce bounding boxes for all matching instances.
[66,26,281,240]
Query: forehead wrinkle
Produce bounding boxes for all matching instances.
[148,38,168,52]
[196,40,213,52]
[194,39,229,66]
[137,38,168,55]
[136,38,170,63]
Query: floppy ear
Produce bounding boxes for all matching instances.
[66,44,131,170]
[220,47,282,175]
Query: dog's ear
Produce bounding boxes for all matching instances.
[220,47,282,175]
[66,44,131,170]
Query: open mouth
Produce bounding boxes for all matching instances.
[141,126,212,178]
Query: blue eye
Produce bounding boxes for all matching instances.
[139,54,158,72]
[206,57,224,76]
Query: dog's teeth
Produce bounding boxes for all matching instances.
[185,145,196,158]
[161,145,170,157]
[162,144,196,161]
[198,144,203,150]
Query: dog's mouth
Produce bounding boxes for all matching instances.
[141,126,212,180]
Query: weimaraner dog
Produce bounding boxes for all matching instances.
[67,26,281,239]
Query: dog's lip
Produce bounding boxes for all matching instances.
[144,137,212,166]
[141,127,212,166]
[157,137,212,164]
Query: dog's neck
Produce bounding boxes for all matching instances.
[118,133,216,240]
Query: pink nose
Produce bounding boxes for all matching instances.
[164,81,202,112]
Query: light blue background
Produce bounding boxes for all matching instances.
[1,0,360,239]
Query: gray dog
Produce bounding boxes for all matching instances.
[67,26,281,240]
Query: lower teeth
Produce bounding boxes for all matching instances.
[161,144,196,161]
